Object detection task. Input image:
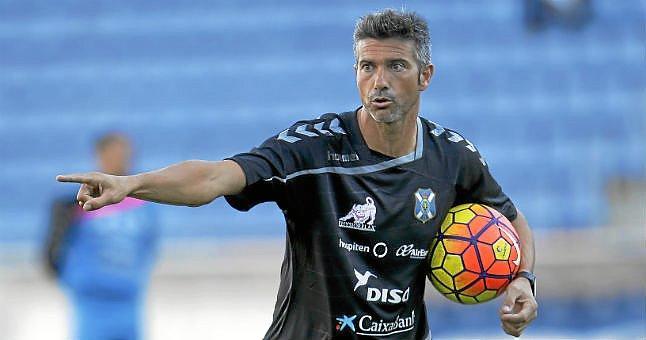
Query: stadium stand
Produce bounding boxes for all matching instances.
[0,0,643,243]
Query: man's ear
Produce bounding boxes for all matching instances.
[418,63,434,91]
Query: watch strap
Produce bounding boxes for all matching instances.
[516,270,537,297]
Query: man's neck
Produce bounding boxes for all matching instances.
[357,107,418,158]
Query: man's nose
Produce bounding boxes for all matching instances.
[373,67,389,90]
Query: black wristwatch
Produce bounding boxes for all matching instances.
[516,271,537,297]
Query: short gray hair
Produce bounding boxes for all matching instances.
[353,9,432,69]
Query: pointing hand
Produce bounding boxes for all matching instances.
[56,172,130,211]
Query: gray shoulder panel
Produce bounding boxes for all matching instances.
[266,117,424,183]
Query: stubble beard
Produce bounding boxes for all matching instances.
[368,110,399,124]
[364,101,411,124]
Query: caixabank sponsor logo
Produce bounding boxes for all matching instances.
[336,310,416,336]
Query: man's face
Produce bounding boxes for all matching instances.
[355,38,432,123]
[97,139,132,176]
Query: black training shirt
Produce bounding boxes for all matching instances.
[225,109,516,340]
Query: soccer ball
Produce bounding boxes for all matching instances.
[428,203,521,304]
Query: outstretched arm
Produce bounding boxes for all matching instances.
[57,160,246,211]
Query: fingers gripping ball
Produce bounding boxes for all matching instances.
[428,204,521,304]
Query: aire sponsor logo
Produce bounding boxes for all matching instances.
[336,310,416,336]
[353,269,410,304]
[395,244,429,260]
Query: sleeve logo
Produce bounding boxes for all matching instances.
[277,118,346,143]
[430,122,486,166]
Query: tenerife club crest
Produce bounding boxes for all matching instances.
[414,188,436,223]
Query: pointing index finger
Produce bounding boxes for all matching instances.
[56,174,95,184]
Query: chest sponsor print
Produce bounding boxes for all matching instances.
[395,244,429,260]
[338,238,388,258]
[336,310,416,336]
[338,197,377,232]
[352,268,410,305]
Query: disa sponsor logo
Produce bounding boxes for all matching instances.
[352,268,410,304]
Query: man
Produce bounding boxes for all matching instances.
[47,133,158,340]
[58,10,537,339]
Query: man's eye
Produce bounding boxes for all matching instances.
[391,63,405,71]
[361,64,373,72]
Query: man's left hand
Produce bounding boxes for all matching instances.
[499,277,538,337]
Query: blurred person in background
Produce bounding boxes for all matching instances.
[45,132,158,340]
[524,0,593,30]
[56,10,537,339]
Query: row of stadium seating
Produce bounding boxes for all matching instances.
[0,0,643,242]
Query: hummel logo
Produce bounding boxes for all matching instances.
[277,118,346,144]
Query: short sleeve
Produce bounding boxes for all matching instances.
[454,138,518,222]
[224,136,294,211]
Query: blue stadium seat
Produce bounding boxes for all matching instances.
[0,0,643,242]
